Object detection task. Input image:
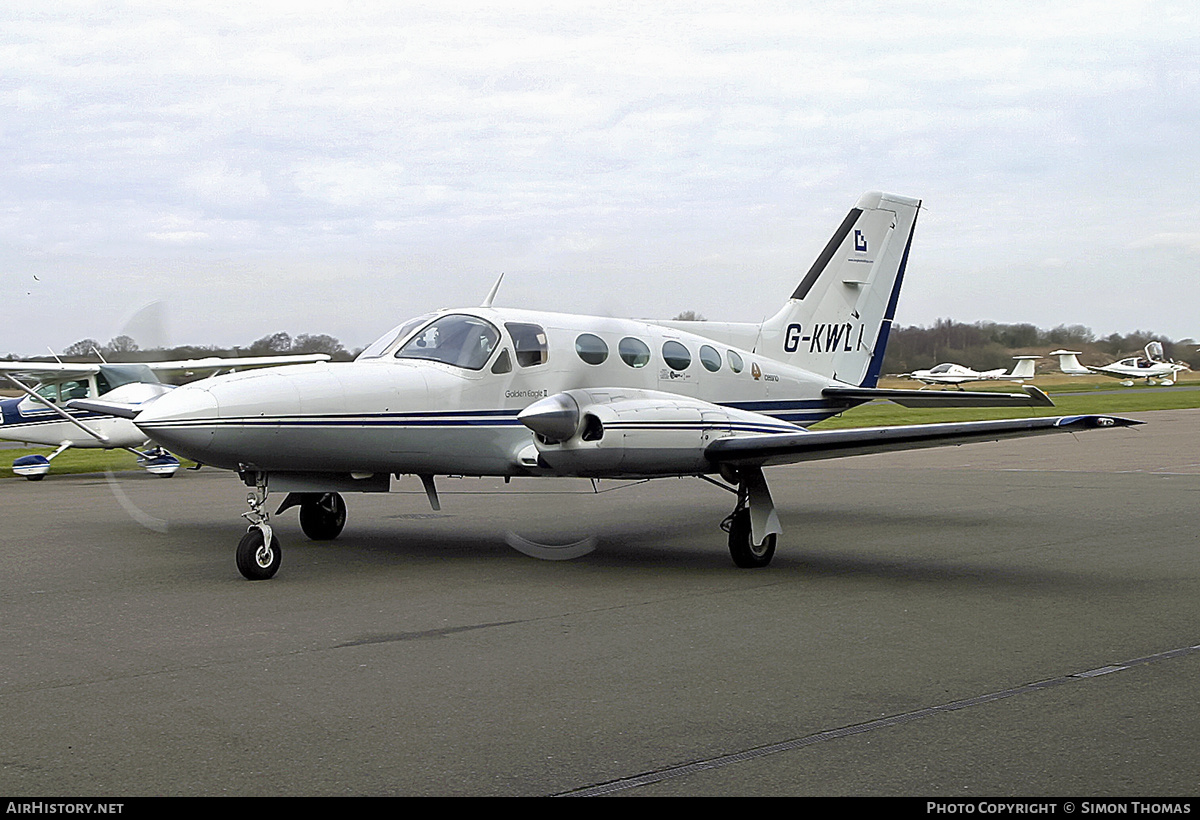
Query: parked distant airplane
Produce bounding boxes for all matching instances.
[1,354,330,479]
[1051,343,1189,386]
[908,356,1040,387]
[74,192,1140,579]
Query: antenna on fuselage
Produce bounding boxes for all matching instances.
[480,273,504,308]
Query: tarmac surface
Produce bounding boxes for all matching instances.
[1,409,1197,797]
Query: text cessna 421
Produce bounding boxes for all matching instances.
[75,192,1140,579]
[1,354,329,479]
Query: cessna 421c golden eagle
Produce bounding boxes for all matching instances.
[74,192,1140,579]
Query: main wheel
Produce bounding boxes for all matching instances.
[727,508,776,569]
[236,528,282,580]
[298,493,347,541]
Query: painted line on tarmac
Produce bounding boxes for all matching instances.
[555,642,1200,797]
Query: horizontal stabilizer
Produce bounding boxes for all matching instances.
[823,384,1054,408]
[707,415,1143,468]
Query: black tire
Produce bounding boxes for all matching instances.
[298,493,347,541]
[25,475,45,482]
[727,508,776,569]
[236,528,282,580]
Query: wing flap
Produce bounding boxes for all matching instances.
[706,415,1143,468]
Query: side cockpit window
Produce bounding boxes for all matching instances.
[396,314,500,371]
[505,323,549,367]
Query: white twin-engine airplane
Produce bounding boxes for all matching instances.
[1,354,330,479]
[908,356,1041,387]
[73,192,1141,580]
[1052,343,1190,386]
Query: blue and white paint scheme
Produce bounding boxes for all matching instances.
[73,192,1141,579]
[1,355,330,479]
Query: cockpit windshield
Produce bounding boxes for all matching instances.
[355,313,437,360]
[395,314,500,371]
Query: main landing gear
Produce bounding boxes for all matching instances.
[236,474,348,580]
[717,466,781,569]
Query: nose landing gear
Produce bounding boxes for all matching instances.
[238,475,280,580]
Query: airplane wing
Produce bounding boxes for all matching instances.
[0,354,328,383]
[824,384,1054,408]
[706,415,1142,468]
[143,354,331,373]
[0,361,102,381]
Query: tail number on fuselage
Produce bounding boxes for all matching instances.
[784,323,864,354]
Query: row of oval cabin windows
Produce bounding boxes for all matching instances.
[574,333,745,374]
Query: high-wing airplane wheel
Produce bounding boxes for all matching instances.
[726,508,776,569]
[236,528,282,580]
[298,493,347,541]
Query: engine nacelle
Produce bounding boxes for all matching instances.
[517,388,793,478]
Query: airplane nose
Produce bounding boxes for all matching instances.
[134,384,220,455]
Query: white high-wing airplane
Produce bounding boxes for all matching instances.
[1051,343,1190,386]
[1,354,330,479]
[908,356,1041,387]
[73,192,1141,580]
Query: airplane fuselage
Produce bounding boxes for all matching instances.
[1090,360,1186,381]
[132,307,859,479]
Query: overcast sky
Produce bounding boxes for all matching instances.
[3,1,1198,356]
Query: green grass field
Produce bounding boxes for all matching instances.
[3,378,1197,479]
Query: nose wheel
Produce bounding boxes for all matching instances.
[236,526,281,580]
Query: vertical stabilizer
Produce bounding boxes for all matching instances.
[1051,350,1091,376]
[755,192,921,387]
[1007,356,1040,380]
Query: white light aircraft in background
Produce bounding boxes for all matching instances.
[908,356,1041,387]
[1051,343,1190,386]
[1,354,330,479]
[74,192,1141,580]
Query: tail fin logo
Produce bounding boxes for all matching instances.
[854,229,868,253]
